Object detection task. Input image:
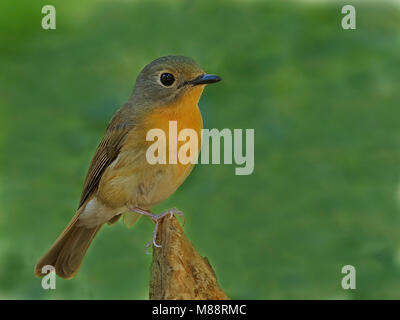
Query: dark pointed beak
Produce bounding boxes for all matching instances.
[190,74,222,86]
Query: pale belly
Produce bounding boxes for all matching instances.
[77,147,194,227]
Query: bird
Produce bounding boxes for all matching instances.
[34,56,221,279]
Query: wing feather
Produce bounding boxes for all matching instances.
[78,103,135,207]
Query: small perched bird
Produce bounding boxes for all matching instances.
[34,56,221,279]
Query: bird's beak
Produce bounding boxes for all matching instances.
[190,74,222,86]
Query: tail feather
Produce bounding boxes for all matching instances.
[34,205,102,279]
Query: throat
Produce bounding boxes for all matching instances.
[148,87,204,136]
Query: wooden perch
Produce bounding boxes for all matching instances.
[149,215,229,300]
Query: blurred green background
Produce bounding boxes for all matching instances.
[1,0,400,299]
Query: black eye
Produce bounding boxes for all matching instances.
[160,73,175,86]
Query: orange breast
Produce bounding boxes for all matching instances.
[143,86,204,168]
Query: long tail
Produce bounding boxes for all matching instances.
[34,205,102,279]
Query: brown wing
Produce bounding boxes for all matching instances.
[78,103,135,207]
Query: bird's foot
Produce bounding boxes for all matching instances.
[129,207,185,254]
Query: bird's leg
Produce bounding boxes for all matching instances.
[129,206,185,253]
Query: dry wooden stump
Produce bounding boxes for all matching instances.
[149,215,228,300]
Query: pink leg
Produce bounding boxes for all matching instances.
[129,206,185,253]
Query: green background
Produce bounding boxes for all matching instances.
[1,0,400,299]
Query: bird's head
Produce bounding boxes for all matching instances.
[131,56,221,109]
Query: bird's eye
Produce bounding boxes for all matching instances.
[160,73,175,86]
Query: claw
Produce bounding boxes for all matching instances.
[130,206,185,252]
[151,220,161,248]
[153,238,162,248]
[170,208,186,226]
